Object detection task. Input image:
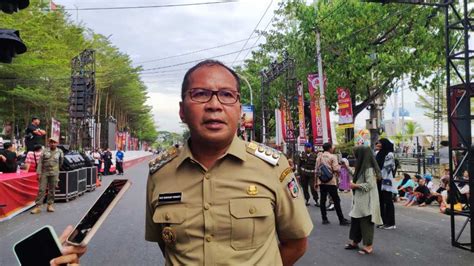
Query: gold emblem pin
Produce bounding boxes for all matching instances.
[247,185,258,195]
[162,226,177,246]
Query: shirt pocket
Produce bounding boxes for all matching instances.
[153,204,190,253]
[229,198,274,250]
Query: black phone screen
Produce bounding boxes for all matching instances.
[68,179,128,244]
[14,227,64,266]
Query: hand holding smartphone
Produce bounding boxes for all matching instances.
[13,179,131,265]
[13,226,65,266]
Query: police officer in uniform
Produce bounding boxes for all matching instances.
[145,60,312,265]
[49,60,313,266]
[298,142,320,206]
[31,137,64,214]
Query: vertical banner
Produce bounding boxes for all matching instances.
[308,74,332,146]
[336,88,354,126]
[51,118,60,142]
[296,81,306,144]
[308,74,323,146]
[275,108,283,147]
[241,105,254,129]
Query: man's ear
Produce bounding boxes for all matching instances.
[179,101,186,123]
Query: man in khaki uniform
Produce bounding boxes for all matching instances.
[31,137,64,214]
[145,60,313,265]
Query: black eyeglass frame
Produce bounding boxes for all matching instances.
[187,88,240,104]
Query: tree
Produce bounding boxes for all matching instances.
[239,0,445,143]
[0,0,157,146]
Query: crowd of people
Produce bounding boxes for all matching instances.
[1,59,468,265]
[292,137,471,255]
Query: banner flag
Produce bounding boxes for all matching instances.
[51,118,60,142]
[240,105,254,129]
[296,81,306,144]
[275,109,283,146]
[308,74,333,146]
[336,87,354,125]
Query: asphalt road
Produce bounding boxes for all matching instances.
[1,161,473,265]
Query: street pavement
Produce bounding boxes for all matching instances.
[1,160,473,266]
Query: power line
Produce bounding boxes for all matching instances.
[135,36,258,64]
[241,2,284,62]
[231,0,274,66]
[60,1,239,11]
[139,46,257,73]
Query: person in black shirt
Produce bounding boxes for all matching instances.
[102,148,113,175]
[0,142,18,173]
[404,178,430,207]
[25,117,46,152]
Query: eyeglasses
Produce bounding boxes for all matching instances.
[188,88,240,104]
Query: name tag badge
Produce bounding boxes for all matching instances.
[158,192,182,204]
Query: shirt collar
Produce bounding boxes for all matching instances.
[176,135,247,168]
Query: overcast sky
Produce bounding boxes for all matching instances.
[55,0,441,137]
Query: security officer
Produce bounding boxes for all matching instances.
[299,142,320,206]
[144,60,313,265]
[31,137,64,214]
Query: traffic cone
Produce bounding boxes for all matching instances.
[96,175,101,187]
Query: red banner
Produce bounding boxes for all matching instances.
[308,74,332,146]
[296,81,306,144]
[336,88,354,125]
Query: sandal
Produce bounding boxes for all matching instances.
[344,243,359,250]
[358,248,373,255]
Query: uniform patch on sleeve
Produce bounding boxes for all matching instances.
[287,177,299,198]
[279,167,294,182]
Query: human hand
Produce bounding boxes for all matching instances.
[350,182,358,190]
[50,225,87,266]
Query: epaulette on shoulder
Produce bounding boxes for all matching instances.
[246,141,281,166]
[149,146,179,175]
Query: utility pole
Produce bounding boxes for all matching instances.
[314,0,329,144]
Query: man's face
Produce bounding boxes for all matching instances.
[179,65,241,147]
[33,119,40,126]
[7,144,15,151]
[49,141,57,149]
[330,145,336,154]
[304,146,312,153]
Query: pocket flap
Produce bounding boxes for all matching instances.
[230,198,272,219]
[152,205,186,224]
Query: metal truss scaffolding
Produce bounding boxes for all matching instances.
[367,0,473,252]
[69,49,96,151]
[259,52,297,158]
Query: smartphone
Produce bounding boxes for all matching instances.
[67,179,131,246]
[13,225,65,266]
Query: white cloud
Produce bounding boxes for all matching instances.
[146,92,183,133]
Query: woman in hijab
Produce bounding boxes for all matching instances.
[375,138,397,229]
[345,145,382,255]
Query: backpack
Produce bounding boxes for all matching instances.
[319,164,333,183]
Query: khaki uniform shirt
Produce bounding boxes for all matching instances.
[37,148,64,176]
[145,136,313,265]
[315,151,340,186]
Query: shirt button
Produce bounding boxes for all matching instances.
[204,173,210,179]
[165,213,171,221]
[204,203,210,210]
[249,206,256,214]
[205,235,212,242]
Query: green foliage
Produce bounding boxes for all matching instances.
[0,0,157,143]
[239,0,445,143]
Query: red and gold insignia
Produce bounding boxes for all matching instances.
[287,177,300,198]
